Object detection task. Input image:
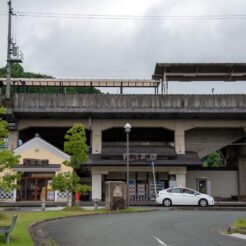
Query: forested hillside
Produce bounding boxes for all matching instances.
[0,64,101,94]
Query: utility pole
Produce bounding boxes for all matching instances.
[5,0,23,99]
[6,0,13,99]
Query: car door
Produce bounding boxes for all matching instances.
[181,188,199,205]
[167,188,183,205]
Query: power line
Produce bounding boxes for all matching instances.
[11,11,246,21]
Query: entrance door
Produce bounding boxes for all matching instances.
[26,178,36,200]
[36,178,47,201]
[19,179,27,201]
[18,176,54,201]
[197,179,208,194]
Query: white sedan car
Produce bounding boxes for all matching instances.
[156,187,214,207]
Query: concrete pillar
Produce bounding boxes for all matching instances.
[13,189,17,202]
[92,123,102,154]
[92,173,102,200]
[176,174,186,187]
[175,126,185,154]
[168,174,177,188]
[8,131,19,150]
[238,157,246,200]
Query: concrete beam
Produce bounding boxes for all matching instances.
[186,128,245,158]
[18,119,89,131]
[12,94,246,116]
[99,119,175,131]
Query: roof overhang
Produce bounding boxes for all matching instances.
[13,164,61,172]
[85,152,202,166]
[152,63,246,81]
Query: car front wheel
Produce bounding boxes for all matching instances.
[162,198,172,207]
[199,199,208,207]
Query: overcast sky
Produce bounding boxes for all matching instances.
[1,0,246,94]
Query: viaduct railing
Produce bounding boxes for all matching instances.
[11,94,246,112]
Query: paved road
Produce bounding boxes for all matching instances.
[45,211,246,246]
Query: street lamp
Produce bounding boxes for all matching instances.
[124,123,132,208]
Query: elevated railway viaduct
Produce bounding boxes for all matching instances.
[1,93,245,202]
[1,63,246,203]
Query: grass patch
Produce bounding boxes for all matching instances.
[0,213,7,220]
[228,218,246,235]
[232,218,246,228]
[0,207,148,245]
[115,207,148,213]
[62,206,85,212]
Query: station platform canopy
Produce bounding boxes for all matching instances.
[1,63,246,95]
[152,63,246,81]
[0,78,159,88]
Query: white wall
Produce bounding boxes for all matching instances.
[187,170,238,198]
[176,174,186,187]
[92,174,102,200]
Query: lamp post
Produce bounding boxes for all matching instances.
[124,123,132,208]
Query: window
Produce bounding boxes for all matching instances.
[182,188,195,195]
[167,188,182,193]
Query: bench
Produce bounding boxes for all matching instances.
[0,215,17,244]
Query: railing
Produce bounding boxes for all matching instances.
[55,191,72,201]
[12,94,246,111]
[0,189,15,201]
[130,192,150,203]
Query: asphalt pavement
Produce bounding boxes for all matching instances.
[45,210,246,246]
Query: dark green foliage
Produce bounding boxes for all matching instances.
[0,63,52,78]
[52,172,91,194]
[65,87,101,94]
[64,123,89,169]
[202,151,224,167]
[0,107,8,146]
[52,124,90,206]
[0,107,20,191]
[0,64,101,94]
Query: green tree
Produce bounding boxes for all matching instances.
[0,107,20,192]
[0,63,52,79]
[52,123,90,206]
[0,64,101,94]
[202,151,224,167]
[63,123,89,169]
[52,172,91,206]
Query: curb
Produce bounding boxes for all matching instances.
[166,206,246,211]
[220,226,246,241]
[153,206,246,211]
[228,226,246,234]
